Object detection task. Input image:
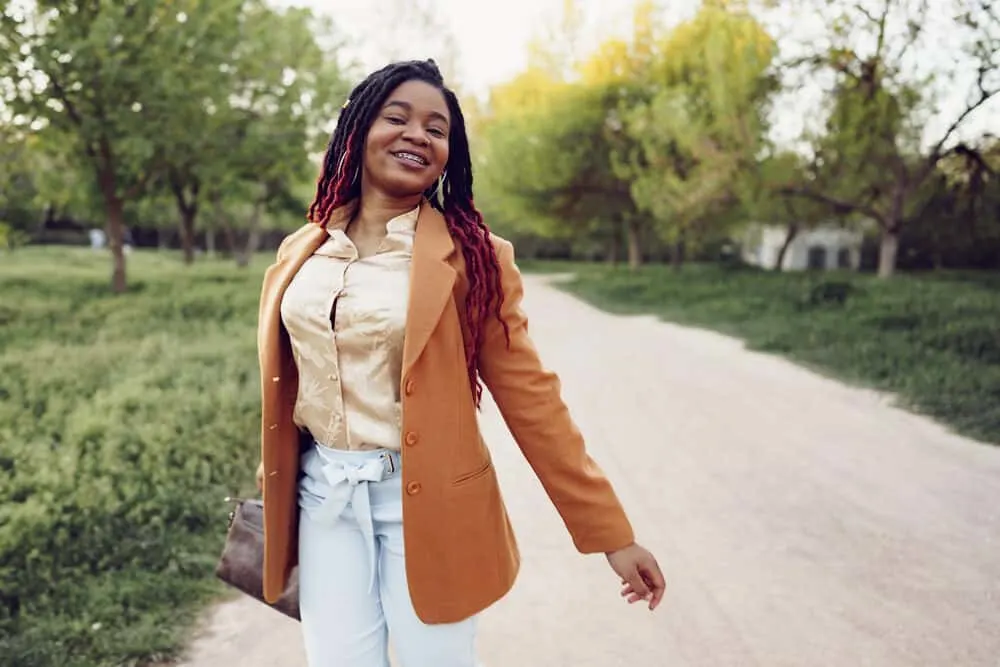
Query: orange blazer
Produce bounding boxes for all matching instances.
[257,199,634,624]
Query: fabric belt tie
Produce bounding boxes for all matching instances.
[303,449,393,594]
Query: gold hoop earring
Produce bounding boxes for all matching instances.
[437,171,447,204]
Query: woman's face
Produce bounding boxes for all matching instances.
[362,79,451,198]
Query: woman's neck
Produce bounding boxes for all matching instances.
[351,186,421,236]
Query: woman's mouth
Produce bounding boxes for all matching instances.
[392,151,429,168]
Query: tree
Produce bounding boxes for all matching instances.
[777,0,1000,277]
[574,0,663,267]
[613,0,778,267]
[156,3,349,265]
[476,67,647,264]
[0,0,245,291]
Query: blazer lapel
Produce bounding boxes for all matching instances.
[402,200,457,377]
[259,222,328,361]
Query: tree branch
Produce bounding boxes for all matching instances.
[45,69,84,128]
[856,4,879,26]
[928,65,998,163]
[779,185,886,227]
[43,67,102,164]
[123,155,163,200]
[169,168,199,217]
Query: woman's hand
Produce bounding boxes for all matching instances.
[606,543,666,611]
[255,461,265,493]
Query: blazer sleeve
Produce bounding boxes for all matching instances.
[478,238,635,554]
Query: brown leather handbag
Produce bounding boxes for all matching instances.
[215,497,301,621]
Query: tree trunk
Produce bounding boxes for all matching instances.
[205,228,216,257]
[670,239,685,271]
[878,186,907,278]
[178,208,197,265]
[878,227,899,278]
[625,219,642,270]
[212,192,237,258]
[236,199,265,268]
[775,223,799,271]
[171,178,200,265]
[37,203,54,236]
[237,228,261,268]
[219,220,236,256]
[102,185,128,293]
[605,223,621,265]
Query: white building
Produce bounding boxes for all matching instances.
[741,223,864,271]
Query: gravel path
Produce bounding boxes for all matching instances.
[174,274,1000,667]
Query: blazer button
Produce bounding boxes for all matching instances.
[406,481,422,495]
[404,378,415,395]
[404,431,419,447]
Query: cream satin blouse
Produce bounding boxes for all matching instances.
[279,206,418,451]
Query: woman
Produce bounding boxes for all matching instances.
[255,59,664,667]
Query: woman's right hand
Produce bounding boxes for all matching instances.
[255,461,265,493]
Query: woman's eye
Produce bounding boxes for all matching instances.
[386,116,405,124]
[428,128,446,138]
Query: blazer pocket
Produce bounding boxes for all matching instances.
[451,460,493,487]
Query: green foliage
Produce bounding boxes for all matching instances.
[0,222,30,250]
[475,0,780,264]
[616,2,778,250]
[0,0,351,285]
[547,261,1000,443]
[473,4,653,251]
[477,81,636,240]
[197,4,349,209]
[0,1,243,196]
[0,130,45,233]
[0,248,266,666]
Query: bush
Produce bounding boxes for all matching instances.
[0,247,266,666]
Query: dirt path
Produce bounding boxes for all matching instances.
[175,274,1000,667]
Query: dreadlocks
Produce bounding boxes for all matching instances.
[306,59,508,406]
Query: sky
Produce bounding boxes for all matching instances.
[272,0,997,150]
[270,0,697,97]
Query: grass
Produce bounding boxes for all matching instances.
[520,260,1000,445]
[0,247,267,666]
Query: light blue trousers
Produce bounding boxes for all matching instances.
[298,442,479,667]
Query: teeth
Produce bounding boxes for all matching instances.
[395,152,427,165]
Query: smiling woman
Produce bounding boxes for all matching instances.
[248,59,665,667]
[363,83,451,197]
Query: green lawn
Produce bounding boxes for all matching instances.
[521,260,1000,445]
[0,247,266,667]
